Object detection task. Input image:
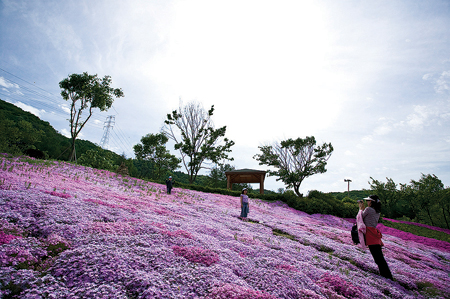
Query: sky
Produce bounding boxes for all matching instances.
[1,0,450,194]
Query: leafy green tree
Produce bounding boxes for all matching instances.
[0,118,44,154]
[207,164,235,189]
[397,182,418,220]
[437,188,450,229]
[254,136,333,197]
[205,164,249,190]
[133,133,180,181]
[369,177,400,218]
[410,174,444,226]
[78,148,117,171]
[163,101,235,184]
[59,72,124,162]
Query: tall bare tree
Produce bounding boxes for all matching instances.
[163,101,234,184]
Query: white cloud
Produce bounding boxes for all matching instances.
[0,76,19,89]
[344,150,354,156]
[59,128,84,139]
[60,129,70,138]
[373,125,392,136]
[435,71,450,93]
[14,101,44,117]
[422,73,433,81]
[362,135,373,143]
[59,104,70,114]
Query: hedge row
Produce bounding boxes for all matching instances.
[172,183,360,219]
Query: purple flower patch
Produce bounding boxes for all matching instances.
[1,156,450,298]
[206,283,278,299]
[317,273,365,299]
[172,245,219,266]
[43,190,72,199]
[0,231,21,245]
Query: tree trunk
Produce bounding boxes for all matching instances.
[425,207,435,226]
[294,184,302,197]
[442,206,450,229]
[70,137,77,162]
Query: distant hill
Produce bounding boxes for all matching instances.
[0,98,121,162]
[0,99,230,188]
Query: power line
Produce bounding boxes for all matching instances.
[114,123,135,149]
[0,67,57,96]
[111,129,133,157]
[1,67,135,157]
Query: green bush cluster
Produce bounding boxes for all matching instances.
[171,182,360,218]
[174,182,242,197]
[282,190,359,218]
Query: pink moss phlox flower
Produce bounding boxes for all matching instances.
[0,231,21,245]
[154,207,171,215]
[0,248,39,269]
[172,245,219,266]
[316,273,365,299]
[83,198,137,213]
[43,190,72,199]
[2,156,450,297]
[147,222,166,229]
[206,283,279,299]
[162,230,193,239]
[377,224,450,252]
[384,218,450,234]
[345,218,450,252]
[46,233,70,249]
[275,263,297,272]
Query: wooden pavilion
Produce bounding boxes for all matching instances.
[225,169,267,194]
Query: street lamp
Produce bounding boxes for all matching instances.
[344,179,352,197]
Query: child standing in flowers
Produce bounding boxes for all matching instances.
[240,188,249,220]
[358,195,393,280]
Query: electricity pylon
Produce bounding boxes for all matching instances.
[99,115,115,149]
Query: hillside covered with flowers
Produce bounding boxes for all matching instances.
[1,154,449,298]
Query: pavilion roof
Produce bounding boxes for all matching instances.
[224,168,266,174]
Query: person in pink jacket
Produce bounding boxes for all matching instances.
[358,195,393,280]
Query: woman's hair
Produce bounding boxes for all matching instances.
[241,188,247,195]
[368,195,381,213]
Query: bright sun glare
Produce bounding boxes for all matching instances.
[149,0,342,144]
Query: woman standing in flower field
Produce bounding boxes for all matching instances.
[358,195,394,280]
[240,188,249,220]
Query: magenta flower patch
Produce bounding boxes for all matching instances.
[206,283,278,299]
[43,190,72,199]
[162,230,193,239]
[384,218,450,234]
[0,231,21,245]
[317,273,365,299]
[172,245,219,266]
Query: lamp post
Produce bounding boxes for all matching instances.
[344,179,352,197]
